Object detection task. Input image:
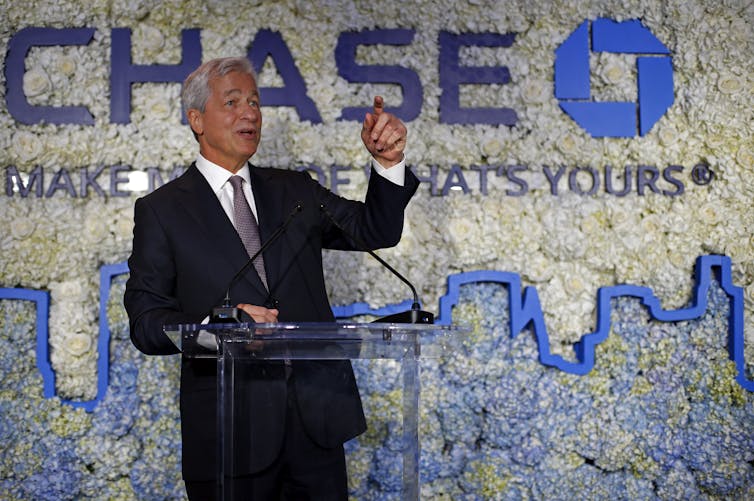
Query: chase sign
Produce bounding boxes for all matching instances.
[555,18,674,137]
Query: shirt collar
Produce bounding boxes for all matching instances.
[195,153,251,194]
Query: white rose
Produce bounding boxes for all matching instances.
[556,133,582,155]
[141,25,165,52]
[10,218,36,240]
[482,137,505,158]
[579,210,606,236]
[12,131,43,163]
[292,127,321,164]
[563,271,588,296]
[521,80,549,103]
[717,74,743,94]
[640,214,664,241]
[83,212,111,245]
[523,253,554,283]
[736,144,753,167]
[658,125,679,147]
[23,67,51,97]
[603,63,625,84]
[696,201,721,226]
[49,278,88,303]
[149,99,172,120]
[448,215,475,245]
[667,250,691,270]
[57,54,78,77]
[63,332,93,357]
[724,239,753,265]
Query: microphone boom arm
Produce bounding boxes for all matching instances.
[211,202,303,323]
[319,203,433,324]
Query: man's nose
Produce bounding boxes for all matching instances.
[240,102,259,121]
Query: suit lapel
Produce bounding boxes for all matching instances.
[249,165,289,290]
[176,164,269,296]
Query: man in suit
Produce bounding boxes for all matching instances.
[124,57,419,500]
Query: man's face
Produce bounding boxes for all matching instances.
[188,71,262,173]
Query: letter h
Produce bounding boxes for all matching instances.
[110,28,202,124]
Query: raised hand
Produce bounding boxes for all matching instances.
[361,96,407,167]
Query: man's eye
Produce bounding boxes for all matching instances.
[249,100,259,108]
[225,100,235,106]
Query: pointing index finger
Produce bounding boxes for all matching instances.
[372,95,384,115]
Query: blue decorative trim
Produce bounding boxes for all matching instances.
[592,18,670,54]
[0,287,52,398]
[431,255,751,390]
[4,254,749,412]
[92,261,131,410]
[331,299,415,319]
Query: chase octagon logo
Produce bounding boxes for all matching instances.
[555,18,674,138]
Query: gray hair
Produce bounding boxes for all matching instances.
[181,57,256,116]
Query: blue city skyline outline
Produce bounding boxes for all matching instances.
[555,17,675,137]
[0,254,749,411]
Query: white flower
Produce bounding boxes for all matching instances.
[524,253,554,283]
[62,332,93,357]
[639,213,665,241]
[481,137,505,158]
[590,52,636,102]
[257,57,285,87]
[448,216,476,247]
[658,125,679,147]
[49,278,88,304]
[9,218,36,240]
[291,126,322,164]
[520,80,550,104]
[57,53,79,77]
[23,67,52,97]
[140,25,165,53]
[12,131,43,163]
[148,100,172,121]
[736,144,753,167]
[695,201,722,226]
[603,63,626,85]
[556,133,583,155]
[717,74,743,94]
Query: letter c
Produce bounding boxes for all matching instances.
[5,27,95,125]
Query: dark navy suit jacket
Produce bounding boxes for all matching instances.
[124,163,419,480]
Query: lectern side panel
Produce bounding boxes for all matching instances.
[402,348,420,498]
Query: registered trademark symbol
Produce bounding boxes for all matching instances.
[691,164,714,185]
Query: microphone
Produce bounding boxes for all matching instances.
[319,204,434,324]
[211,202,303,323]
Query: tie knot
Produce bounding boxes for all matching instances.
[229,175,244,191]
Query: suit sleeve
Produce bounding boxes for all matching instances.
[319,166,420,250]
[124,196,202,355]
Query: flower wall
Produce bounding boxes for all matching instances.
[1,0,752,499]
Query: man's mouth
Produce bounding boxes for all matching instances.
[237,128,257,139]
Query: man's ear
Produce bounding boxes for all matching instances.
[187,109,203,136]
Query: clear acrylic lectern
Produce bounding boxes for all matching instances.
[164,321,465,500]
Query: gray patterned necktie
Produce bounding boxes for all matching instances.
[228,175,268,290]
